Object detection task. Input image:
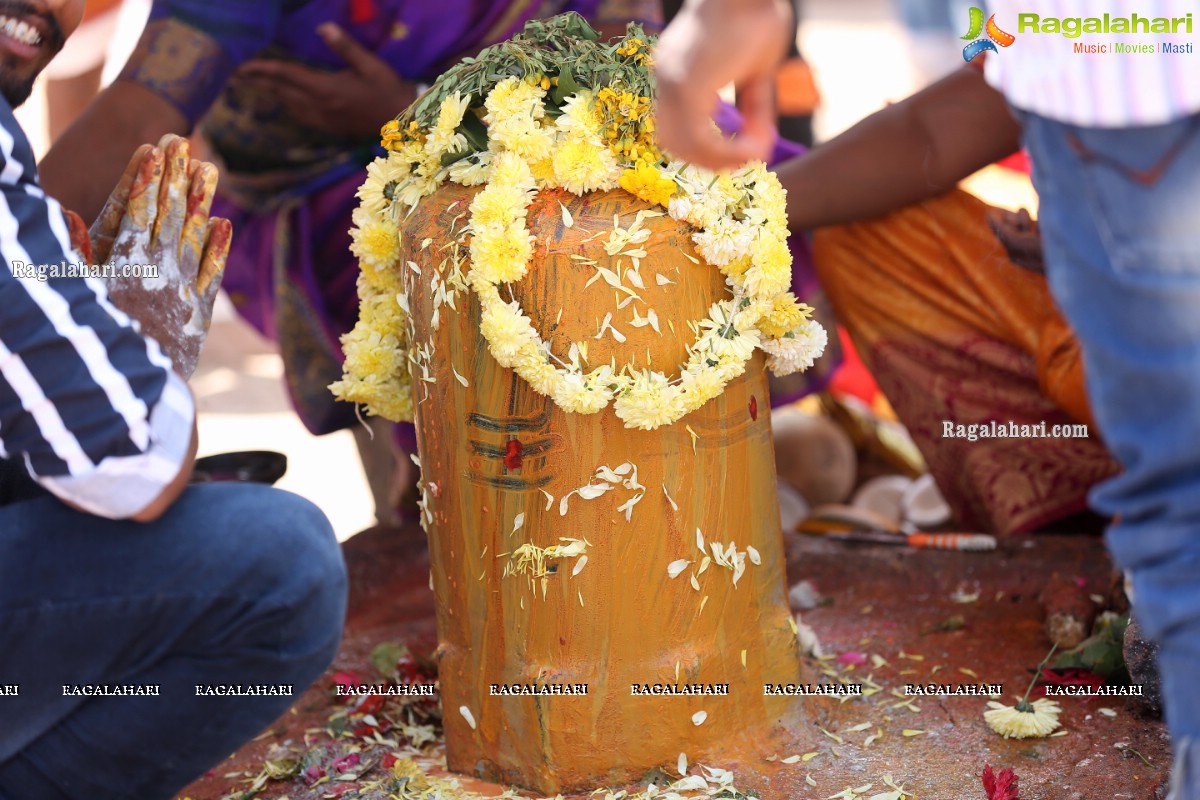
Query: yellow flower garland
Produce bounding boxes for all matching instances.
[332,28,827,430]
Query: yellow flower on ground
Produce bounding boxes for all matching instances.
[984,698,1061,739]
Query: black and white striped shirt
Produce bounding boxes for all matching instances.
[0,97,193,519]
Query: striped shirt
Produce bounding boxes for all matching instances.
[984,0,1200,127]
[0,96,194,519]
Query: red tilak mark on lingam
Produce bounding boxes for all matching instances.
[749,395,759,421]
[503,439,524,470]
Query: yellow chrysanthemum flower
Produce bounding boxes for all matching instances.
[491,119,556,162]
[469,183,532,230]
[760,319,827,376]
[759,292,810,338]
[484,77,546,125]
[719,255,752,284]
[693,218,754,267]
[678,364,726,413]
[551,369,611,414]
[448,153,493,186]
[479,298,538,366]
[470,219,534,284]
[557,90,602,138]
[552,137,619,195]
[984,698,1062,739]
[357,259,403,295]
[489,151,537,193]
[425,92,470,160]
[529,157,557,186]
[331,320,413,422]
[349,208,401,270]
[743,233,793,298]
[514,352,560,397]
[618,160,677,207]
[357,155,406,216]
[614,370,684,430]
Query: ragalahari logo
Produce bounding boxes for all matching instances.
[962,7,1016,61]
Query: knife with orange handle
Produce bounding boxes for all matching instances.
[795,504,997,551]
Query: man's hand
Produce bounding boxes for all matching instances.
[987,207,1044,273]
[84,135,231,378]
[236,23,416,139]
[653,0,792,169]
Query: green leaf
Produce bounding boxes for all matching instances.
[458,111,490,153]
[551,64,582,105]
[370,642,410,678]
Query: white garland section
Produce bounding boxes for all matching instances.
[337,79,826,430]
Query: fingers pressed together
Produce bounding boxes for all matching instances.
[91,135,231,293]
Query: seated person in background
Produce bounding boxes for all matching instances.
[774,64,1118,534]
[39,0,667,526]
[0,5,345,796]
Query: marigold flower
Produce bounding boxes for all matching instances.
[618,160,677,207]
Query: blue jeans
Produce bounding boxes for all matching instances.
[0,483,347,800]
[1019,111,1200,796]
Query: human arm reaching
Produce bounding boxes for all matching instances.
[775,66,1023,231]
[653,0,793,169]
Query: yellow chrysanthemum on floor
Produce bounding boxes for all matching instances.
[984,698,1062,739]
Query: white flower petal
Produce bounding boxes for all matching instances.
[667,559,690,579]
[459,705,476,730]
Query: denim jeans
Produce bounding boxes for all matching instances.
[0,482,347,800]
[1019,110,1200,798]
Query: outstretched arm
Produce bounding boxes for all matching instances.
[778,66,1023,231]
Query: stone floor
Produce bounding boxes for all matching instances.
[177,525,1170,800]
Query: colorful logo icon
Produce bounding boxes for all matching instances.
[962,7,1016,61]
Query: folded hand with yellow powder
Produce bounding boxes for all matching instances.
[64,134,232,379]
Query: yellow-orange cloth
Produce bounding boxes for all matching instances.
[813,189,1118,534]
